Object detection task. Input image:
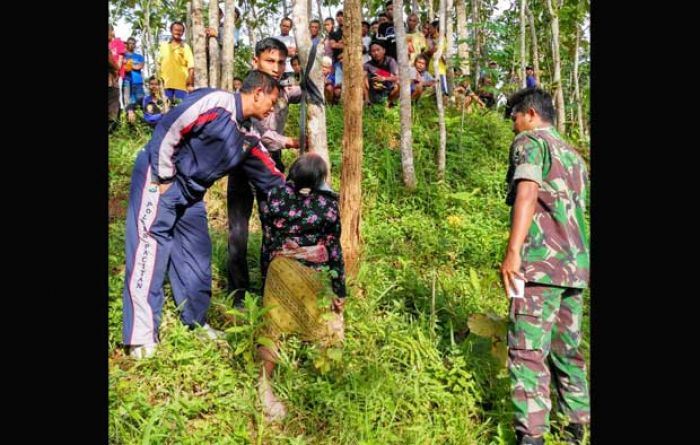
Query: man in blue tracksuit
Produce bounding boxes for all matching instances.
[122,71,286,359]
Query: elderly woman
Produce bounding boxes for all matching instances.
[257,153,346,421]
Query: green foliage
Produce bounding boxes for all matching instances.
[108,99,589,443]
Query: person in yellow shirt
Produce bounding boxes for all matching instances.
[424,20,448,96]
[158,21,194,103]
[406,13,427,66]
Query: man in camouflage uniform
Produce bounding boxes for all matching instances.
[501,88,590,445]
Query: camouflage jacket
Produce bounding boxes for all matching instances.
[505,127,590,289]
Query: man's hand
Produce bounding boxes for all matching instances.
[500,249,525,299]
[285,137,300,149]
[500,179,539,298]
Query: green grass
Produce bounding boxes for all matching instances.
[108,102,589,444]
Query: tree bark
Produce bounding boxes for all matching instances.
[435,0,446,181]
[546,0,565,133]
[247,18,257,50]
[293,0,331,172]
[340,0,364,278]
[455,0,469,76]
[142,0,155,77]
[208,0,221,88]
[573,22,586,141]
[221,0,236,91]
[394,0,417,190]
[445,0,455,92]
[472,0,481,84]
[191,0,208,88]
[526,3,539,85]
[519,0,527,88]
[186,2,193,44]
[317,0,323,21]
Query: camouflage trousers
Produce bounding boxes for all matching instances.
[508,283,591,437]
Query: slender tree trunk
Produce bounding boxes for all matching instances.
[186,2,193,44]
[191,0,208,88]
[455,0,469,75]
[546,0,565,133]
[527,3,539,84]
[308,0,313,20]
[394,0,417,190]
[293,0,330,172]
[428,0,434,20]
[253,4,264,42]
[247,18,257,49]
[208,0,221,87]
[142,0,154,77]
[340,0,364,278]
[472,0,480,84]
[435,0,446,180]
[519,0,526,88]
[573,22,585,141]
[445,0,455,94]
[317,0,323,21]
[412,0,420,14]
[283,0,288,18]
[221,0,236,91]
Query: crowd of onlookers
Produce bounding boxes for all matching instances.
[109,1,541,132]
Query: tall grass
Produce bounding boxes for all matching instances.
[108,102,589,444]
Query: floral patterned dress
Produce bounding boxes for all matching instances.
[260,182,346,298]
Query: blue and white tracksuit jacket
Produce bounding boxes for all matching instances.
[122,88,285,346]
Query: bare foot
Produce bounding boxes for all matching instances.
[258,376,287,422]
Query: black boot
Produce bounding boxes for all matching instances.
[516,431,544,445]
[562,423,585,444]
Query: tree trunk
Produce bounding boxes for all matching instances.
[340,0,364,278]
[472,0,480,84]
[394,0,417,190]
[455,0,469,75]
[527,3,539,85]
[142,0,154,77]
[573,22,586,141]
[293,0,331,172]
[186,2,193,45]
[519,0,527,88]
[308,0,313,21]
[221,0,236,91]
[252,3,264,43]
[191,0,208,88]
[412,0,420,15]
[208,0,221,88]
[283,0,288,18]
[546,0,565,133]
[317,0,323,21]
[428,0,434,20]
[247,18,257,49]
[435,0,446,181]
[445,0,455,93]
